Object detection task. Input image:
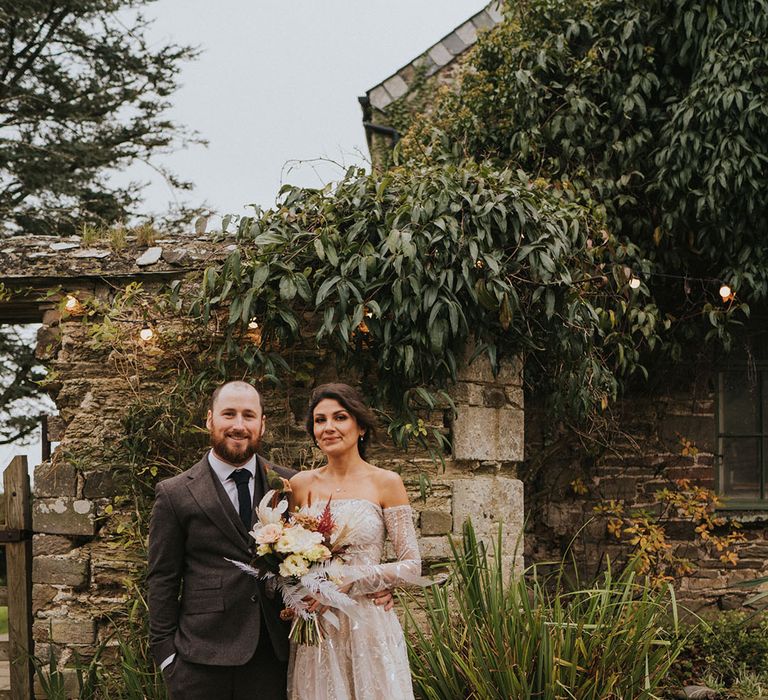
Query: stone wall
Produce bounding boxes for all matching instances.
[1,233,525,691]
[524,378,768,613]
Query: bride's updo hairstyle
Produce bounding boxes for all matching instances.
[305,383,377,458]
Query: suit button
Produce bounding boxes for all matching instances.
[251,594,258,603]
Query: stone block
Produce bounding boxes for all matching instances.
[32,619,52,643]
[420,510,452,536]
[452,406,523,461]
[33,534,75,557]
[419,536,452,562]
[33,666,80,698]
[33,554,89,587]
[34,498,95,536]
[452,476,524,551]
[82,470,119,498]
[50,618,96,645]
[36,325,61,360]
[450,382,484,406]
[34,461,77,498]
[32,584,58,610]
[458,349,522,386]
[46,415,66,442]
[481,386,507,408]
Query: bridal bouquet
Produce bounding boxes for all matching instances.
[229,489,358,646]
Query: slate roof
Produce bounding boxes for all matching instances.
[365,1,504,112]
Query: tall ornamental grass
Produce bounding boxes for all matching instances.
[406,521,682,699]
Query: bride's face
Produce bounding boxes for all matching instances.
[312,398,365,457]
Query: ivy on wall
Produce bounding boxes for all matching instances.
[397,0,761,355]
[189,158,661,445]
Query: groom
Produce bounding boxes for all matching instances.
[147,381,295,699]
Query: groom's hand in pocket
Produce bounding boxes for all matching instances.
[368,589,394,611]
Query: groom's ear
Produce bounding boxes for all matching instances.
[205,409,213,431]
[259,415,266,438]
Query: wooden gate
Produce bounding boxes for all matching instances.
[0,456,33,700]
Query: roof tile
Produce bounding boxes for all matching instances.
[443,32,469,56]
[455,20,479,45]
[428,42,453,68]
[471,10,495,30]
[383,74,409,100]
[369,85,393,110]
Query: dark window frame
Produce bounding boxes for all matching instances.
[716,339,768,509]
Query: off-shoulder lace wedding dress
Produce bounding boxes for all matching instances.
[287,499,419,700]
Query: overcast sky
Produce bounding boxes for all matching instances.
[132,0,488,221]
[2,1,490,476]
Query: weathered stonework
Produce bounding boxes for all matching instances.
[1,232,526,692]
[524,387,768,612]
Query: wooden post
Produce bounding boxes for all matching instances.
[4,457,33,700]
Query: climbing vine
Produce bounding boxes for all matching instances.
[189,158,663,446]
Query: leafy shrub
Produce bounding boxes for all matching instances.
[405,520,682,699]
[672,611,768,688]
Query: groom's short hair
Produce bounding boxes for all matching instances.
[209,381,263,413]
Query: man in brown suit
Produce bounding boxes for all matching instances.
[147,381,295,699]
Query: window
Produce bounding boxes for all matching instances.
[717,342,768,504]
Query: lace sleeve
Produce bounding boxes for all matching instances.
[345,505,422,595]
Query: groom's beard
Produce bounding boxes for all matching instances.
[210,429,260,466]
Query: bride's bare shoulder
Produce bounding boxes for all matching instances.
[289,469,320,499]
[369,466,409,507]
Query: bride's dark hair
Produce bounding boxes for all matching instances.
[305,383,377,458]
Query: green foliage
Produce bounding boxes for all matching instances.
[405,520,682,699]
[0,0,202,234]
[672,611,768,691]
[0,324,54,446]
[401,0,761,351]
[195,158,663,439]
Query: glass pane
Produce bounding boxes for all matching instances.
[721,437,761,499]
[721,371,760,435]
[763,371,768,435]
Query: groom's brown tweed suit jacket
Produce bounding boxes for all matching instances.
[147,453,295,668]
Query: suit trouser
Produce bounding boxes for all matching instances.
[163,626,288,700]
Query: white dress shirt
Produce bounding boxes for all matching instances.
[159,450,257,671]
[207,449,257,512]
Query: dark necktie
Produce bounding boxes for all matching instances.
[229,469,252,530]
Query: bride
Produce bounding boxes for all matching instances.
[287,383,421,700]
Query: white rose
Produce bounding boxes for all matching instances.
[274,524,324,555]
[253,522,283,545]
[279,554,310,578]
[304,544,332,562]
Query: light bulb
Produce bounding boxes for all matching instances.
[139,326,154,341]
[629,276,641,289]
[248,319,259,330]
[719,284,732,300]
[64,295,78,311]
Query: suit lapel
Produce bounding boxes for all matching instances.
[253,454,268,522]
[185,456,250,547]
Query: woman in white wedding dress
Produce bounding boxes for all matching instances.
[287,383,421,700]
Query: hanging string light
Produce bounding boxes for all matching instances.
[628,276,641,290]
[719,284,733,302]
[246,318,262,344]
[139,324,155,342]
[63,294,85,316]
